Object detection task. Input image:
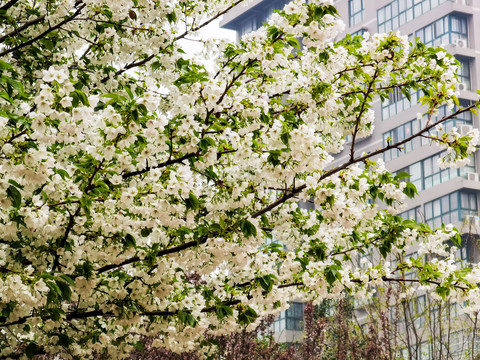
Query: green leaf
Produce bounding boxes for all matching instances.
[57,333,74,346]
[280,132,291,146]
[198,137,216,152]
[133,341,144,351]
[0,60,13,71]
[141,228,153,237]
[124,85,134,99]
[178,310,197,327]
[216,304,233,319]
[6,185,21,208]
[403,182,418,199]
[325,264,341,285]
[25,342,42,358]
[258,274,276,293]
[185,192,200,211]
[238,306,258,326]
[240,220,257,238]
[55,280,72,301]
[54,168,70,180]
[267,150,281,166]
[394,171,411,181]
[8,179,24,189]
[47,281,62,296]
[75,89,89,106]
[124,233,136,248]
[59,275,76,287]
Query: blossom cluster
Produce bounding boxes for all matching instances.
[0,0,478,358]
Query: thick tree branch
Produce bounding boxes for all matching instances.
[0,3,86,57]
[122,152,199,179]
[0,0,19,11]
[0,15,46,44]
[251,104,477,219]
[100,0,246,83]
[349,69,378,161]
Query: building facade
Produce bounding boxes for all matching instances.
[221,0,480,356]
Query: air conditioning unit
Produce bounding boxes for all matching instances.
[454,38,467,48]
[457,83,467,91]
[465,215,480,227]
[467,172,479,182]
[459,124,472,135]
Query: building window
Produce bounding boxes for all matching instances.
[421,152,475,190]
[349,0,364,27]
[237,0,291,38]
[285,302,304,330]
[273,301,304,333]
[358,252,373,269]
[395,150,476,192]
[457,58,471,90]
[408,295,426,327]
[399,207,421,222]
[415,14,468,47]
[424,191,478,228]
[420,101,473,146]
[378,0,449,33]
[273,309,286,333]
[350,28,368,38]
[239,16,257,37]
[381,88,420,120]
[383,119,420,161]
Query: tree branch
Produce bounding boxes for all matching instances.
[0,15,46,44]
[0,0,20,11]
[251,104,477,219]
[0,3,86,57]
[349,69,378,161]
[100,0,245,83]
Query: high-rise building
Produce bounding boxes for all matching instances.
[221,0,480,355]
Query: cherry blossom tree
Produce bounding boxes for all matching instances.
[0,0,479,358]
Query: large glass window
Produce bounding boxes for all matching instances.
[457,58,471,90]
[378,0,449,33]
[383,101,473,160]
[383,119,420,161]
[397,152,475,191]
[349,0,364,27]
[273,301,304,332]
[285,302,304,330]
[415,14,468,47]
[420,101,473,146]
[239,16,257,37]
[424,191,477,228]
[382,88,421,120]
[237,0,290,37]
[399,207,421,222]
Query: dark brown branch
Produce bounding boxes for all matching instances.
[122,150,236,179]
[0,15,46,44]
[122,152,199,179]
[349,69,378,161]
[100,0,245,83]
[0,0,19,11]
[6,129,27,144]
[251,104,477,219]
[52,160,103,271]
[0,3,86,57]
[95,237,209,274]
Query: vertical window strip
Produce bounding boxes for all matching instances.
[415,14,468,47]
[349,0,364,27]
[378,0,449,33]
[425,191,477,228]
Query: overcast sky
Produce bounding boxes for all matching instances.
[179,18,237,71]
